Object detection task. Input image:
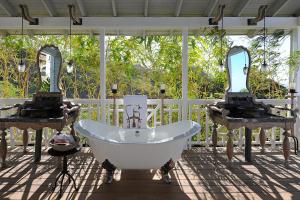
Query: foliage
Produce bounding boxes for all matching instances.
[0,32,290,99]
[248,32,289,98]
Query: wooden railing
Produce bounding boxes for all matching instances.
[0,98,291,150]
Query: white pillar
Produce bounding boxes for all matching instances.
[291,27,300,149]
[100,29,106,122]
[182,28,188,120]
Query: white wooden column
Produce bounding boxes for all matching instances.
[100,29,106,122]
[182,28,188,120]
[291,27,300,149]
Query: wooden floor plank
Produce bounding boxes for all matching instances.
[0,147,299,200]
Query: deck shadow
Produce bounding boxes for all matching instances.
[86,169,192,200]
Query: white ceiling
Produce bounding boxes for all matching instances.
[0,0,298,35]
[0,0,298,17]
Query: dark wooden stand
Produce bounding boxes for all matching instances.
[0,116,79,167]
[0,92,80,168]
[208,93,296,165]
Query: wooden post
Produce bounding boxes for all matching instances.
[226,130,233,162]
[283,130,290,167]
[259,128,266,153]
[0,130,7,168]
[23,129,28,153]
[212,123,218,152]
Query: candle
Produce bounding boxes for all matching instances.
[111,84,118,94]
[289,82,296,94]
[160,84,166,94]
[290,82,296,90]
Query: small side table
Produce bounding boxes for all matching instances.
[48,147,80,197]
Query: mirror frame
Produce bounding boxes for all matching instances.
[36,45,62,93]
[225,45,251,94]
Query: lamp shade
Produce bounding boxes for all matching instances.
[219,62,225,72]
[67,60,74,73]
[261,61,267,72]
[243,66,248,75]
[18,60,26,73]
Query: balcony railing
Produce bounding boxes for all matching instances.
[0,98,291,150]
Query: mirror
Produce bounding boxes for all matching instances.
[226,46,251,93]
[36,45,62,93]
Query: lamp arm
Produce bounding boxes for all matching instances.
[19,4,39,25]
[68,5,83,25]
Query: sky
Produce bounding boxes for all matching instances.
[229,50,249,92]
[229,35,290,87]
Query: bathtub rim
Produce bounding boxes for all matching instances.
[74,120,201,145]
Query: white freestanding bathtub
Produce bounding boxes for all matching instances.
[74,120,201,169]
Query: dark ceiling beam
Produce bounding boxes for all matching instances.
[209,4,225,25]
[232,0,251,16]
[111,0,117,17]
[206,0,219,17]
[267,0,290,16]
[41,0,57,17]
[267,0,290,42]
[144,0,148,17]
[294,7,300,16]
[175,0,183,17]
[76,0,87,17]
[0,0,16,16]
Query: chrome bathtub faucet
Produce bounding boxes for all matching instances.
[125,105,142,128]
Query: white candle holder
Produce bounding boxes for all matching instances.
[112,84,118,94]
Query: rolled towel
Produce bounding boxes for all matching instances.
[51,133,76,145]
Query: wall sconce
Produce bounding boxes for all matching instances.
[18,6,25,73]
[18,5,38,73]
[67,5,74,73]
[243,51,248,75]
[219,60,225,72]
[243,66,248,75]
[261,7,268,71]
[66,60,74,73]
[18,60,26,73]
[18,49,26,73]
[66,5,83,74]
[219,17,225,72]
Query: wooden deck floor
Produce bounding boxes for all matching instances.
[0,146,300,200]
